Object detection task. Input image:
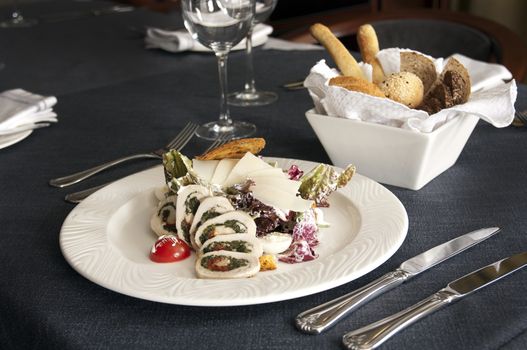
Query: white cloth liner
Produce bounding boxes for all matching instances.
[304,48,517,133]
[0,89,58,134]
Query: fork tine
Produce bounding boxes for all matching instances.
[174,123,200,150]
[516,110,527,125]
[203,133,232,154]
[165,122,199,149]
[168,123,199,151]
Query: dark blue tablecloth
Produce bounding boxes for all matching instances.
[1,2,526,349]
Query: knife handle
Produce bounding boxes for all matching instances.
[342,288,459,349]
[295,268,411,334]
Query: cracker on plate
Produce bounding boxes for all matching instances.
[195,138,266,160]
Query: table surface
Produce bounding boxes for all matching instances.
[1,2,526,349]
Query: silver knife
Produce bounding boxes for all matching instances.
[342,250,527,349]
[295,227,501,334]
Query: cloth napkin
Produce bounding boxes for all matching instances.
[0,89,58,135]
[262,37,324,51]
[304,49,517,133]
[145,24,273,53]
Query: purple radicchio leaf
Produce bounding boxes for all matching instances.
[278,240,318,264]
[287,165,304,180]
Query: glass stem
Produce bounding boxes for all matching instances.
[216,51,232,127]
[244,28,257,94]
[11,0,22,20]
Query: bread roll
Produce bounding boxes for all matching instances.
[419,57,471,114]
[310,23,364,79]
[379,72,424,108]
[400,52,437,93]
[329,76,385,98]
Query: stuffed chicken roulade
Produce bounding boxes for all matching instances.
[194,211,257,249]
[200,234,263,257]
[189,196,234,249]
[175,185,210,246]
[150,195,178,237]
[195,251,260,279]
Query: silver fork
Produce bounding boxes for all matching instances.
[514,110,527,126]
[64,134,233,203]
[200,133,233,154]
[50,122,199,188]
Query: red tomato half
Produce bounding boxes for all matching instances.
[150,235,191,263]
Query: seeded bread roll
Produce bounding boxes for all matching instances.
[379,72,424,108]
[400,51,437,93]
[329,76,385,98]
[357,24,385,84]
[310,23,364,79]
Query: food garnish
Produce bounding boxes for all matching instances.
[195,137,266,160]
[298,163,356,207]
[150,235,191,263]
[149,138,356,279]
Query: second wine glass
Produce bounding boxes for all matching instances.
[182,0,256,140]
[228,0,277,107]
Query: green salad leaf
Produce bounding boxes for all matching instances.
[298,163,356,207]
[162,150,208,193]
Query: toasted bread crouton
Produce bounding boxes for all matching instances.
[259,254,277,271]
[196,138,266,160]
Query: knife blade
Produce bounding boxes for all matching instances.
[342,250,527,349]
[295,227,501,334]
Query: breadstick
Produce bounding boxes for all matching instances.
[329,76,385,98]
[357,24,385,84]
[310,23,364,79]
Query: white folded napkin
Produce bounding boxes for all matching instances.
[0,89,58,135]
[305,49,517,133]
[145,23,273,53]
[262,37,325,51]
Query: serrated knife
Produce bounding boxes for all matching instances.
[295,227,501,334]
[342,250,527,349]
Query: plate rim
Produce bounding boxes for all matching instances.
[0,130,32,149]
[60,157,408,306]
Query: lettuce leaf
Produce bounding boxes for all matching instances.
[162,150,208,193]
[298,163,356,207]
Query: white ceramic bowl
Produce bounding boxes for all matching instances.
[306,109,479,190]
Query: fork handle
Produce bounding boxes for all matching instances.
[295,269,411,334]
[342,289,458,349]
[49,153,159,188]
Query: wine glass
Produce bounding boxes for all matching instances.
[0,0,38,28]
[228,0,277,106]
[182,0,256,140]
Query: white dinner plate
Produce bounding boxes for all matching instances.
[0,130,32,149]
[60,158,408,306]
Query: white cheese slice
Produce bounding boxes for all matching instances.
[249,176,301,195]
[222,152,272,187]
[210,158,239,185]
[246,167,286,178]
[193,159,219,183]
[251,184,313,212]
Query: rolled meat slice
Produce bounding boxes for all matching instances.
[200,234,263,257]
[175,185,210,246]
[189,196,234,249]
[194,211,257,249]
[196,251,260,279]
[150,195,178,237]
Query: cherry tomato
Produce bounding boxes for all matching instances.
[150,235,191,263]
